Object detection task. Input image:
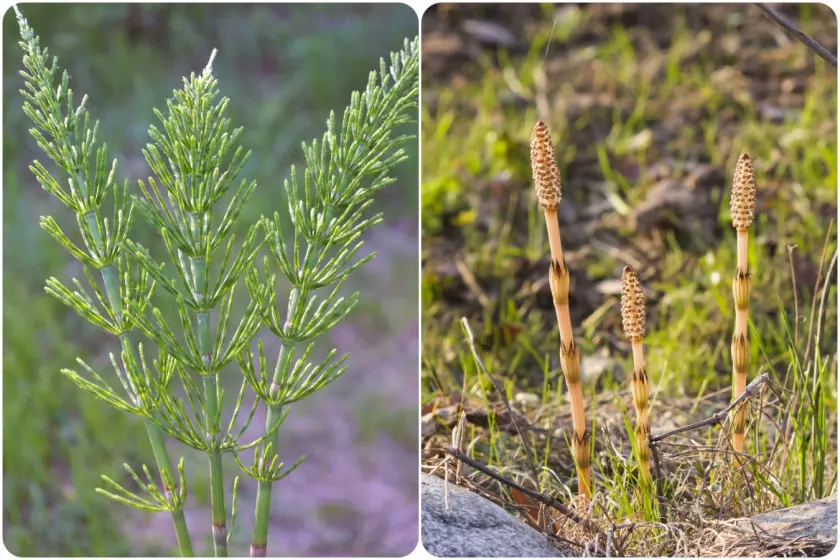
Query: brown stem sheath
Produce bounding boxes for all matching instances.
[631,339,649,429]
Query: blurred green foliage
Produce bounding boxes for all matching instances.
[421,4,836,394]
[3,4,417,556]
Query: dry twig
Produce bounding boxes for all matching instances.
[443,445,603,538]
[651,373,770,445]
[755,3,838,68]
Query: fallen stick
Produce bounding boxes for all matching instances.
[755,3,837,68]
[650,372,769,445]
[442,445,600,533]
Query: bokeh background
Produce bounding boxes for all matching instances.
[3,4,418,556]
[421,3,836,554]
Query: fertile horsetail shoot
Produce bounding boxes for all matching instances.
[729,153,757,460]
[621,266,651,485]
[530,121,591,499]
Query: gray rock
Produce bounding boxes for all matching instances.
[739,496,837,542]
[421,473,568,557]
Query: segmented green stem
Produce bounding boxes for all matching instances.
[250,342,293,557]
[171,509,194,557]
[189,205,228,555]
[203,373,228,556]
[146,422,194,556]
[250,480,272,557]
[93,211,194,556]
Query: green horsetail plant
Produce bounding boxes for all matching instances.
[729,153,757,462]
[238,37,419,557]
[126,51,274,557]
[620,266,652,486]
[13,7,194,556]
[530,121,591,500]
[16,6,419,554]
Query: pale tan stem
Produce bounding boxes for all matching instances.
[576,455,591,499]
[631,339,644,372]
[729,153,756,462]
[737,229,749,272]
[732,434,746,455]
[733,372,747,400]
[552,304,564,337]
[736,307,749,338]
[568,380,586,439]
[732,229,751,459]
[545,208,574,344]
[557,303,574,346]
[630,338,651,481]
[732,434,745,457]
[631,338,649,425]
[559,338,589,498]
[732,336,749,459]
[543,209,589,498]
[544,208,565,265]
[637,409,649,429]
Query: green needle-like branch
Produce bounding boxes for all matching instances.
[149,360,269,454]
[97,457,188,512]
[235,445,306,484]
[239,339,349,408]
